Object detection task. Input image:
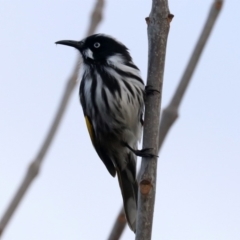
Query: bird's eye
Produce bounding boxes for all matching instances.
[94,42,101,48]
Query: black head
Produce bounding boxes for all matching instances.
[56,34,132,63]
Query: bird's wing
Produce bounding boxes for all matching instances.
[85,116,95,143]
[84,115,116,177]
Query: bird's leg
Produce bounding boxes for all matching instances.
[145,85,160,96]
[123,142,158,158]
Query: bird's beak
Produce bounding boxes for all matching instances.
[55,40,83,50]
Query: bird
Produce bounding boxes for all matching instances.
[56,34,153,232]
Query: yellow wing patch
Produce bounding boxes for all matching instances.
[85,116,95,144]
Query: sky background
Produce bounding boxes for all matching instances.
[0,0,240,239]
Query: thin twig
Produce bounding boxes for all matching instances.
[0,0,104,237]
[158,0,223,149]
[107,209,126,240]
[107,1,223,239]
[135,0,171,238]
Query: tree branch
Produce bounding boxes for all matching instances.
[158,0,223,149]
[107,1,223,239]
[0,0,105,236]
[107,209,126,240]
[135,0,171,239]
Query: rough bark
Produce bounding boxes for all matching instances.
[135,1,171,239]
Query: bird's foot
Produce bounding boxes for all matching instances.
[133,148,157,158]
[124,142,157,158]
[145,85,160,96]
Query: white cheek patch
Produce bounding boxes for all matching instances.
[107,54,124,65]
[84,48,94,59]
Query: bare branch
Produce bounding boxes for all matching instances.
[0,0,105,237]
[107,1,223,239]
[107,209,126,240]
[158,0,223,149]
[86,0,104,37]
[135,0,171,239]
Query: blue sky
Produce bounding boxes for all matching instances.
[0,1,240,239]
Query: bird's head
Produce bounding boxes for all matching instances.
[56,34,132,64]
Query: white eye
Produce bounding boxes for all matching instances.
[94,42,100,48]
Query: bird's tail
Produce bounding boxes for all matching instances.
[116,154,138,232]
